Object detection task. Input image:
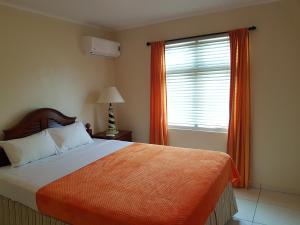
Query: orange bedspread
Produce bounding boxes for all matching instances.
[36,143,239,225]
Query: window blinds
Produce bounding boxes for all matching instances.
[165,34,230,132]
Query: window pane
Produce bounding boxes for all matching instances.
[165,35,230,132]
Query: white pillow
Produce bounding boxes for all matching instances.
[0,130,59,167]
[47,122,93,152]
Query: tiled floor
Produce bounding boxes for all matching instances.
[226,188,300,225]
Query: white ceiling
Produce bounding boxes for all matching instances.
[0,0,275,30]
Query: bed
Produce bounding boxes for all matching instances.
[0,108,238,225]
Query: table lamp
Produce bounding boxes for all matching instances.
[97,86,125,136]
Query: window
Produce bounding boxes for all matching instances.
[165,34,230,132]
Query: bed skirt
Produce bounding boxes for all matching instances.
[0,184,237,225]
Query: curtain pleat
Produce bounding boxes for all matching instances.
[150,41,169,145]
[227,29,251,188]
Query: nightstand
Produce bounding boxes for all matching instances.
[92,130,132,142]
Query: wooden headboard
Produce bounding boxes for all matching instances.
[0,108,92,166]
[4,108,75,140]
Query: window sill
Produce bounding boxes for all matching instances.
[168,126,228,134]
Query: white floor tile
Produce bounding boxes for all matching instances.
[234,198,257,221]
[226,217,252,225]
[234,188,260,202]
[259,189,300,210]
[254,202,300,225]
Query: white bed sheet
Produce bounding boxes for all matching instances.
[0,139,132,210]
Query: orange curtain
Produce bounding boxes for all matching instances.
[227,29,251,188]
[150,41,169,145]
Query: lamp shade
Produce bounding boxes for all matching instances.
[97,86,125,103]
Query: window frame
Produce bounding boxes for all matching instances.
[165,34,231,133]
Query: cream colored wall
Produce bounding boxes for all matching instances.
[115,0,300,194]
[1,0,299,195]
[0,5,116,136]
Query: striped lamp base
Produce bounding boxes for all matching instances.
[106,103,119,136]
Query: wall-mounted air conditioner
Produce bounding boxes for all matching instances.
[82,36,120,58]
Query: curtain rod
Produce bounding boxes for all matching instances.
[146,26,256,46]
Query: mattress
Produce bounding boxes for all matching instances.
[0,139,132,210]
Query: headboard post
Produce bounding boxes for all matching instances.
[85,123,93,136]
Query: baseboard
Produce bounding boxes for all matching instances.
[250,182,300,196]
